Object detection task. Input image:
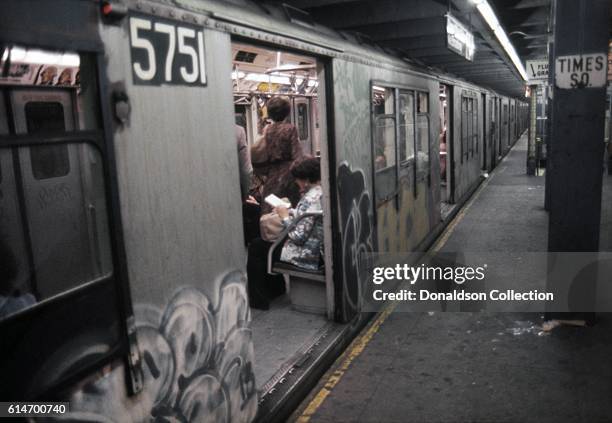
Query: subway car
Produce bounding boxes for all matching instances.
[0,1,527,422]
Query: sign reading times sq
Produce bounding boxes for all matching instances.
[555,53,607,89]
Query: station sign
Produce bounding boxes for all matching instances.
[446,14,475,62]
[554,53,607,89]
[526,59,548,84]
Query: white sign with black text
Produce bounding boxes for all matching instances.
[526,59,548,84]
[555,53,607,89]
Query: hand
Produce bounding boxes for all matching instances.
[246,195,259,205]
[275,205,289,219]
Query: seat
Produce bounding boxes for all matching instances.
[271,262,325,282]
[267,211,326,314]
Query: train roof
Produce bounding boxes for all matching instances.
[156,0,523,100]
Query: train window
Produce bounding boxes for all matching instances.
[416,113,430,183]
[461,97,468,161]
[472,99,478,157]
[398,91,415,163]
[461,96,477,161]
[297,103,309,141]
[26,102,71,179]
[418,92,428,114]
[373,87,396,171]
[372,85,398,205]
[375,116,396,170]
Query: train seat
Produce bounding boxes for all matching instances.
[267,211,326,315]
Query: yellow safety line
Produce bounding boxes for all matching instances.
[296,139,518,421]
[296,300,398,422]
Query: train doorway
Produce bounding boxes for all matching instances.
[230,41,335,391]
[439,84,453,215]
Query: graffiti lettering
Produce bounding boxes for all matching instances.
[37,183,72,210]
[337,163,373,321]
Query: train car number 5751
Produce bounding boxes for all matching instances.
[129,15,207,86]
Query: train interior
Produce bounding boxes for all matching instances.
[231,41,333,389]
[0,46,113,315]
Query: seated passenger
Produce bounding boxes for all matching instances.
[275,157,323,271]
[246,157,322,310]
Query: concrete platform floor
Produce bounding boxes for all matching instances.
[292,135,612,422]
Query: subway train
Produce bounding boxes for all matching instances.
[0,0,527,422]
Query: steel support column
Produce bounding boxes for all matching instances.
[547,0,609,252]
[546,0,609,323]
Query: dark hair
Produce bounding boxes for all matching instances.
[267,97,291,122]
[291,157,320,183]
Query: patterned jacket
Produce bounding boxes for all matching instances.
[280,185,323,270]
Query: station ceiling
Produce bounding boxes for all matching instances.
[269,0,555,98]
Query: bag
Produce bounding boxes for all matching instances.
[259,211,284,242]
[250,134,268,166]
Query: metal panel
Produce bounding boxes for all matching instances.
[100,22,246,305]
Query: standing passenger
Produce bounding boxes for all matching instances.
[236,124,261,244]
[236,124,253,201]
[252,97,303,214]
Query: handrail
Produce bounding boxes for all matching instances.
[266,211,323,275]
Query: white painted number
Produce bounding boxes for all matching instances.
[130,17,156,81]
[177,27,199,83]
[154,23,176,82]
[129,16,207,85]
[198,31,206,84]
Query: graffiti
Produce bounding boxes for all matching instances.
[60,271,258,423]
[337,163,373,321]
[37,183,72,210]
[333,60,371,162]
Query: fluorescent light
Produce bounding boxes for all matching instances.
[476,1,528,81]
[477,2,499,30]
[9,46,80,67]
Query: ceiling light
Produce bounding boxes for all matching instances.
[476,1,528,81]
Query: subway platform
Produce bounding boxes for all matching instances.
[292,134,612,423]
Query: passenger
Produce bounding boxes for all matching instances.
[275,157,323,271]
[235,124,253,201]
[246,157,323,310]
[236,123,261,244]
[251,96,303,214]
[0,241,35,319]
